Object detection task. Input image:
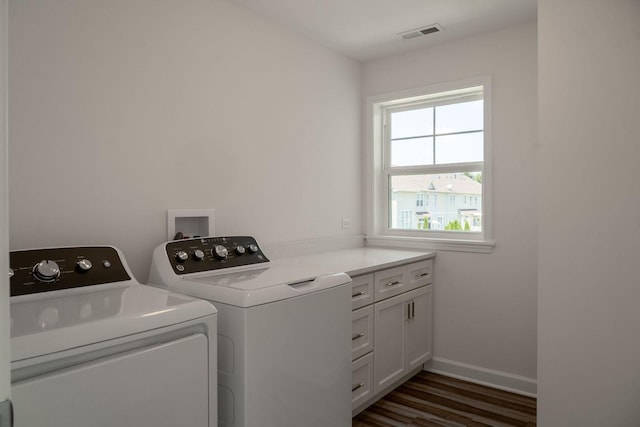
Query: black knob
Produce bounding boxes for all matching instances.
[175,251,189,263]
[33,260,61,283]
[76,259,93,272]
[193,249,205,261]
[213,245,228,260]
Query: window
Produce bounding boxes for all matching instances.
[366,77,493,251]
[398,210,412,228]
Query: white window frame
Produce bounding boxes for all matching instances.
[365,76,495,253]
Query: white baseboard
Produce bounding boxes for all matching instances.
[424,357,537,398]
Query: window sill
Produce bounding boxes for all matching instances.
[364,235,495,254]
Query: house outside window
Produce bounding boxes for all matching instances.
[366,76,493,251]
[398,210,412,228]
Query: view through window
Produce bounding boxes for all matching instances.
[384,87,484,233]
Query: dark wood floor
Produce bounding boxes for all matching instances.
[352,372,536,427]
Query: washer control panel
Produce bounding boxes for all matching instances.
[10,246,131,297]
[166,236,269,275]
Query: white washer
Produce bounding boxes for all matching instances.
[148,236,352,427]
[9,245,217,427]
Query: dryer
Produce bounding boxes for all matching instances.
[9,245,217,427]
[148,236,352,427]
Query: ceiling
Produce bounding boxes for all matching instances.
[230,0,537,62]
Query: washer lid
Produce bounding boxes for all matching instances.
[168,263,351,308]
[10,283,216,362]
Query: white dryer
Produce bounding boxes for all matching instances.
[148,236,352,427]
[9,245,217,427]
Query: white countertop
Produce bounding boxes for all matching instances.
[271,247,436,277]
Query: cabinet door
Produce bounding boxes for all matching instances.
[373,292,408,394]
[405,286,432,371]
[373,286,433,396]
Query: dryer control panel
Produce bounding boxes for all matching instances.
[166,236,269,275]
[9,246,131,297]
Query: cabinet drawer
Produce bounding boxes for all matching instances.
[406,259,433,291]
[351,353,374,410]
[374,265,409,301]
[374,260,433,301]
[351,274,374,310]
[352,306,374,360]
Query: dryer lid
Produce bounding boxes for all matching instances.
[10,283,216,362]
[169,266,351,308]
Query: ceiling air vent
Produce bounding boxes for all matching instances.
[399,24,445,40]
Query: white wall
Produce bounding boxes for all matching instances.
[0,0,10,403]
[538,0,640,425]
[363,22,538,394]
[8,0,362,281]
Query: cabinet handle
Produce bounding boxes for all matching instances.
[351,291,365,298]
[385,280,402,287]
[418,272,429,277]
[411,301,415,319]
[352,382,365,392]
[352,332,365,341]
[407,303,411,320]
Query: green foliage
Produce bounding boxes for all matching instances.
[419,217,430,229]
[444,219,462,230]
[444,219,472,231]
[464,172,483,183]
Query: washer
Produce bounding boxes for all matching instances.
[148,236,352,427]
[9,245,217,427]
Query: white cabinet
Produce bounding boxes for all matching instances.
[405,286,432,371]
[373,286,432,394]
[351,352,374,410]
[351,273,374,310]
[352,306,374,360]
[373,259,432,301]
[351,258,433,414]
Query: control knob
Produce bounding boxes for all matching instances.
[76,259,93,272]
[193,249,205,261]
[235,246,246,255]
[247,244,259,254]
[175,251,189,263]
[212,245,228,260]
[33,260,61,283]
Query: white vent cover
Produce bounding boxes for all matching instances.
[399,23,445,40]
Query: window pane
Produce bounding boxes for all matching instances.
[390,108,433,139]
[389,173,482,232]
[390,137,433,167]
[435,100,483,134]
[435,132,483,164]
